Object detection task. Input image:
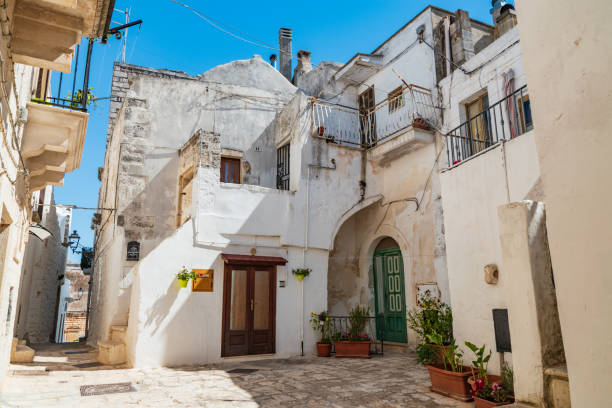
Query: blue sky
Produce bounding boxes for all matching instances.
[54,0,493,261]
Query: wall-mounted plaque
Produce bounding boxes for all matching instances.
[416,283,440,304]
[492,308,512,353]
[126,241,140,261]
[192,269,214,292]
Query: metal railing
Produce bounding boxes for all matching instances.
[446,85,533,166]
[31,38,95,113]
[328,315,384,355]
[311,84,440,149]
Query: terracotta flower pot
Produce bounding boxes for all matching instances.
[474,396,514,407]
[333,341,371,358]
[178,279,189,288]
[426,365,473,402]
[316,343,331,357]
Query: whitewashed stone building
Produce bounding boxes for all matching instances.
[15,186,71,344]
[90,5,502,367]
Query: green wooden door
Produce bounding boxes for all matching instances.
[373,248,407,343]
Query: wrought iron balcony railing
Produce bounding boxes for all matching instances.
[446,85,533,166]
[31,38,95,113]
[312,84,440,149]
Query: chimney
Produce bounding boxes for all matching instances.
[450,9,475,66]
[491,1,517,39]
[269,54,277,69]
[293,50,312,85]
[278,28,292,82]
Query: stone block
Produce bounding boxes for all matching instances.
[97,340,126,365]
[11,344,35,363]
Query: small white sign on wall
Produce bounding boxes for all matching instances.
[416,283,440,304]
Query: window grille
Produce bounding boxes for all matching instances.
[276,144,290,190]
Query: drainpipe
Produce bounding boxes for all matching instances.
[301,159,336,355]
[444,17,452,77]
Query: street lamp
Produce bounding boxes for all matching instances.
[68,230,80,254]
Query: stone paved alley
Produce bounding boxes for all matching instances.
[0,343,471,407]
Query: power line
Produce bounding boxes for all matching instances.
[36,203,116,211]
[169,0,282,52]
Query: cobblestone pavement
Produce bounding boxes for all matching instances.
[0,343,472,408]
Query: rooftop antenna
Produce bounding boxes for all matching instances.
[112,7,131,62]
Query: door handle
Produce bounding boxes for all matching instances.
[250,299,254,312]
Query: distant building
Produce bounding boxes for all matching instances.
[63,263,90,342]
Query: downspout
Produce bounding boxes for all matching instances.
[301,159,336,356]
[444,17,452,77]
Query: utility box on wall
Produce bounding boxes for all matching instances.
[192,269,214,292]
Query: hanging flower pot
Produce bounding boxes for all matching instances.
[292,268,311,281]
[177,266,194,289]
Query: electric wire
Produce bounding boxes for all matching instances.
[169,0,282,52]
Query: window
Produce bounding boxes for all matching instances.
[388,86,404,113]
[220,157,241,184]
[465,93,490,153]
[276,144,290,190]
[517,94,533,132]
[177,168,194,227]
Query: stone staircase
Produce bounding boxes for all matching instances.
[10,338,35,363]
[97,325,127,365]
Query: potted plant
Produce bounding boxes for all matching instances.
[407,292,453,365]
[333,305,371,358]
[464,343,514,407]
[465,342,503,390]
[292,268,311,281]
[426,338,473,401]
[310,311,331,357]
[177,267,193,288]
[471,377,514,407]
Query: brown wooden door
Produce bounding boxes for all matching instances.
[359,86,376,146]
[222,264,276,357]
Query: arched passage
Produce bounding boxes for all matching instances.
[327,202,411,344]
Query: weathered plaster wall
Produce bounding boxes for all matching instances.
[15,187,69,344]
[515,1,612,406]
[327,139,447,346]
[0,61,39,383]
[91,57,298,347]
[440,132,540,374]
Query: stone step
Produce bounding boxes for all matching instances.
[11,344,35,363]
[544,364,570,408]
[97,340,126,365]
[110,325,127,343]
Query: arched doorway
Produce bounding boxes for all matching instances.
[373,237,407,343]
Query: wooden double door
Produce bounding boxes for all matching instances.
[222,264,276,357]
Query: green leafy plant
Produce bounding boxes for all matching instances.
[502,362,514,395]
[66,87,97,109]
[292,268,311,279]
[472,377,511,403]
[428,335,463,372]
[465,341,492,381]
[348,305,370,341]
[407,292,453,363]
[177,266,193,281]
[309,311,331,343]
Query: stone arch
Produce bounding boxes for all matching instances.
[327,201,413,326]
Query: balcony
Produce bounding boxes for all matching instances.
[11,0,111,72]
[311,85,440,158]
[445,85,533,166]
[21,102,87,191]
